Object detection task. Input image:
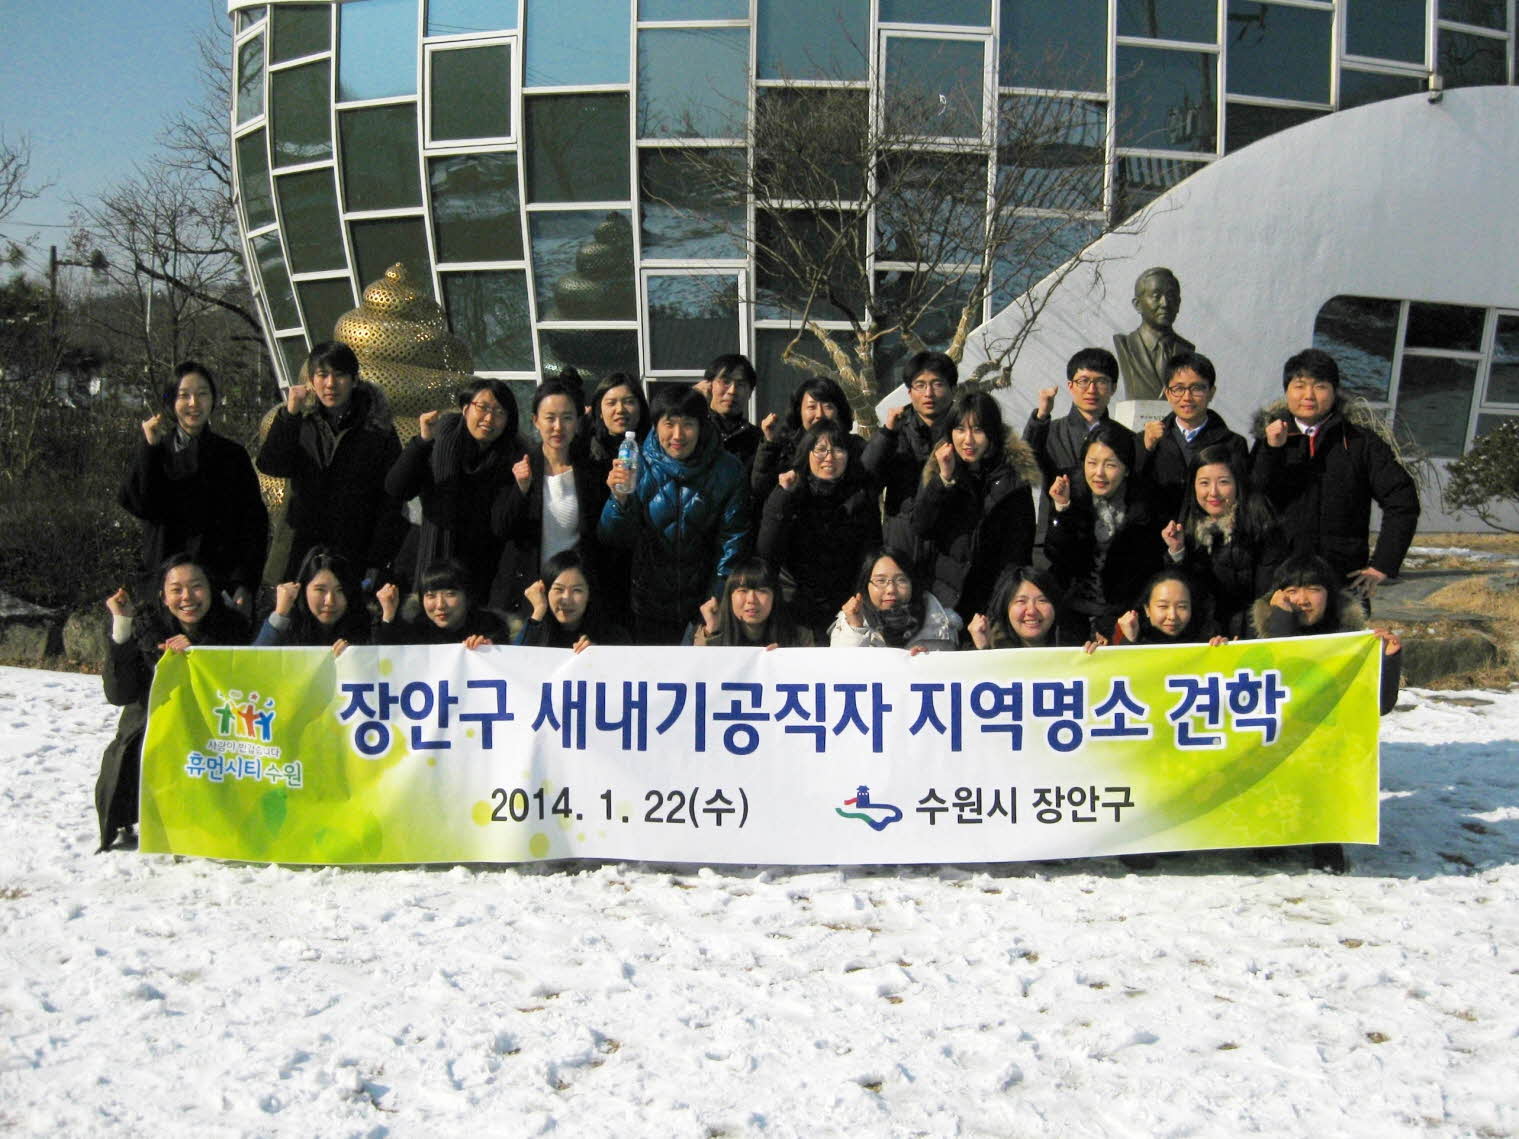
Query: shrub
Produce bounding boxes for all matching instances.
[1443,419,1519,534]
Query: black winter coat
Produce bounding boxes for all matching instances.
[256,383,407,580]
[373,606,508,645]
[711,412,762,474]
[910,433,1039,622]
[1248,594,1401,714]
[1250,410,1420,579]
[118,429,269,594]
[1134,410,1250,519]
[1179,512,1288,637]
[490,449,606,613]
[1045,486,1166,638]
[1022,407,1134,490]
[860,410,937,562]
[757,469,882,631]
[384,413,527,600]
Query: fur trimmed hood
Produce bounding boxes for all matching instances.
[1250,591,1367,638]
[919,428,1040,489]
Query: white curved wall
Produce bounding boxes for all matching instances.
[951,86,1519,530]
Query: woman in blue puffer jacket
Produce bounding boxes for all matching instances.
[598,384,752,644]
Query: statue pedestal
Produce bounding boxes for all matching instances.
[1109,399,1170,433]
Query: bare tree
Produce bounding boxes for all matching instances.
[0,132,52,261]
[668,72,1129,426]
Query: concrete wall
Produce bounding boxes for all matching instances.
[942,86,1519,533]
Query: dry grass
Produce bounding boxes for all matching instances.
[1407,577,1519,689]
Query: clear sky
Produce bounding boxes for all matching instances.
[1,0,226,274]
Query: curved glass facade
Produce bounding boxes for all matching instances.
[229,0,1516,413]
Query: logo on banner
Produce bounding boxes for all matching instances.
[835,785,903,831]
[213,689,277,742]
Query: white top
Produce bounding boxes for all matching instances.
[541,469,580,563]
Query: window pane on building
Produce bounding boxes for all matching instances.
[998,95,1106,212]
[530,211,636,320]
[524,0,628,86]
[351,216,434,297]
[1438,28,1509,89]
[1313,295,1400,402]
[1475,412,1519,439]
[1115,46,1217,152]
[276,169,346,273]
[1224,102,1323,153]
[430,152,524,262]
[271,4,330,63]
[1340,68,1425,109]
[1113,154,1206,219]
[431,44,512,140]
[1345,0,1424,64]
[340,104,422,211]
[427,0,517,36]
[1396,356,1477,458]
[237,35,265,125]
[1485,315,1519,403]
[640,0,747,18]
[989,214,1099,312]
[873,269,978,378]
[253,234,301,328]
[442,270,534,370]
[296,277,356,340]
[999,0,1105,92]
[238,8,267,33]
[278,334,311,380]
[525,94,631,203]
[1406,302,1485,351]
[1116,0,1216,43]
[338,0,418,102]
[879,1,990,26]
[1441,0,1507,31]
[755,209,868,321]
[237,130,276,231]
[1225,2,1330,104]
[876,152,988,265]
[756,0,869,80]
[648,275,741,370]
[754,88,868,200]
[271,61,333,167]
[640,148,744,259]
[638,27,749,139]
[883,37,986,139]
[538,329,639,382]
[752,327,856,419]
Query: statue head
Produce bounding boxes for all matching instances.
[1131,267,1181,333]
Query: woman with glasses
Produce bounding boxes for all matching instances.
[911,389,1039,625]
[385,378,528,604]
[493,378,607,618]
[829,547,961,652]
[750,375,855,513]
[756,418,881,640]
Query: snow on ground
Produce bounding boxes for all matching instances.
[2,665,1518,1138]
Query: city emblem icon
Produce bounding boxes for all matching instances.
[835,785,903,831]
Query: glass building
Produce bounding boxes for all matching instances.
[229,0,1516,420]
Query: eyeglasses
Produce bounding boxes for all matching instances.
[811,443,846,457]
[1165,384,1210,398]
[1070,377,1113,390]
[909,379,950,393]
[467,401,506,420]
[869,574,912,591]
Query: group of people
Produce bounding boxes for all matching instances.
[97,338,1417,868]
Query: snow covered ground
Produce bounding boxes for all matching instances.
[2,664,1517,1137]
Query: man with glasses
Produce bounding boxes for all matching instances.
[1023,347,1134,496]
[862,350,959,559]
[1135,352,1249,516]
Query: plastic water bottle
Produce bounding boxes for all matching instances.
[616,430,639,490]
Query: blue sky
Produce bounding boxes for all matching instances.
[2,0,225,273]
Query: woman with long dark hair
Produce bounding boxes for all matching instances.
[515,548,629,650]
[385,377,527,602]
[1109,568,1223,645]
[374,558,507,647]
[493,378,606,616]
[1165,443,1287,637]
[756,418,880,639]
[751,376,854,510]
[967,566,1069,650]
[829,547,960,651]
[254,546,371,651]
[1045,422,1165,642]
[118,361,268,613]
[96,555,251,851]
[692,557,812,647]
[912,389,1038,623]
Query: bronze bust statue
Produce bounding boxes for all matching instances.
[1113,267,1195,402]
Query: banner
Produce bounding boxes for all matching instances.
[138,634,1383,865]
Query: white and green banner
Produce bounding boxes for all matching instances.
[139,635,1383,865]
